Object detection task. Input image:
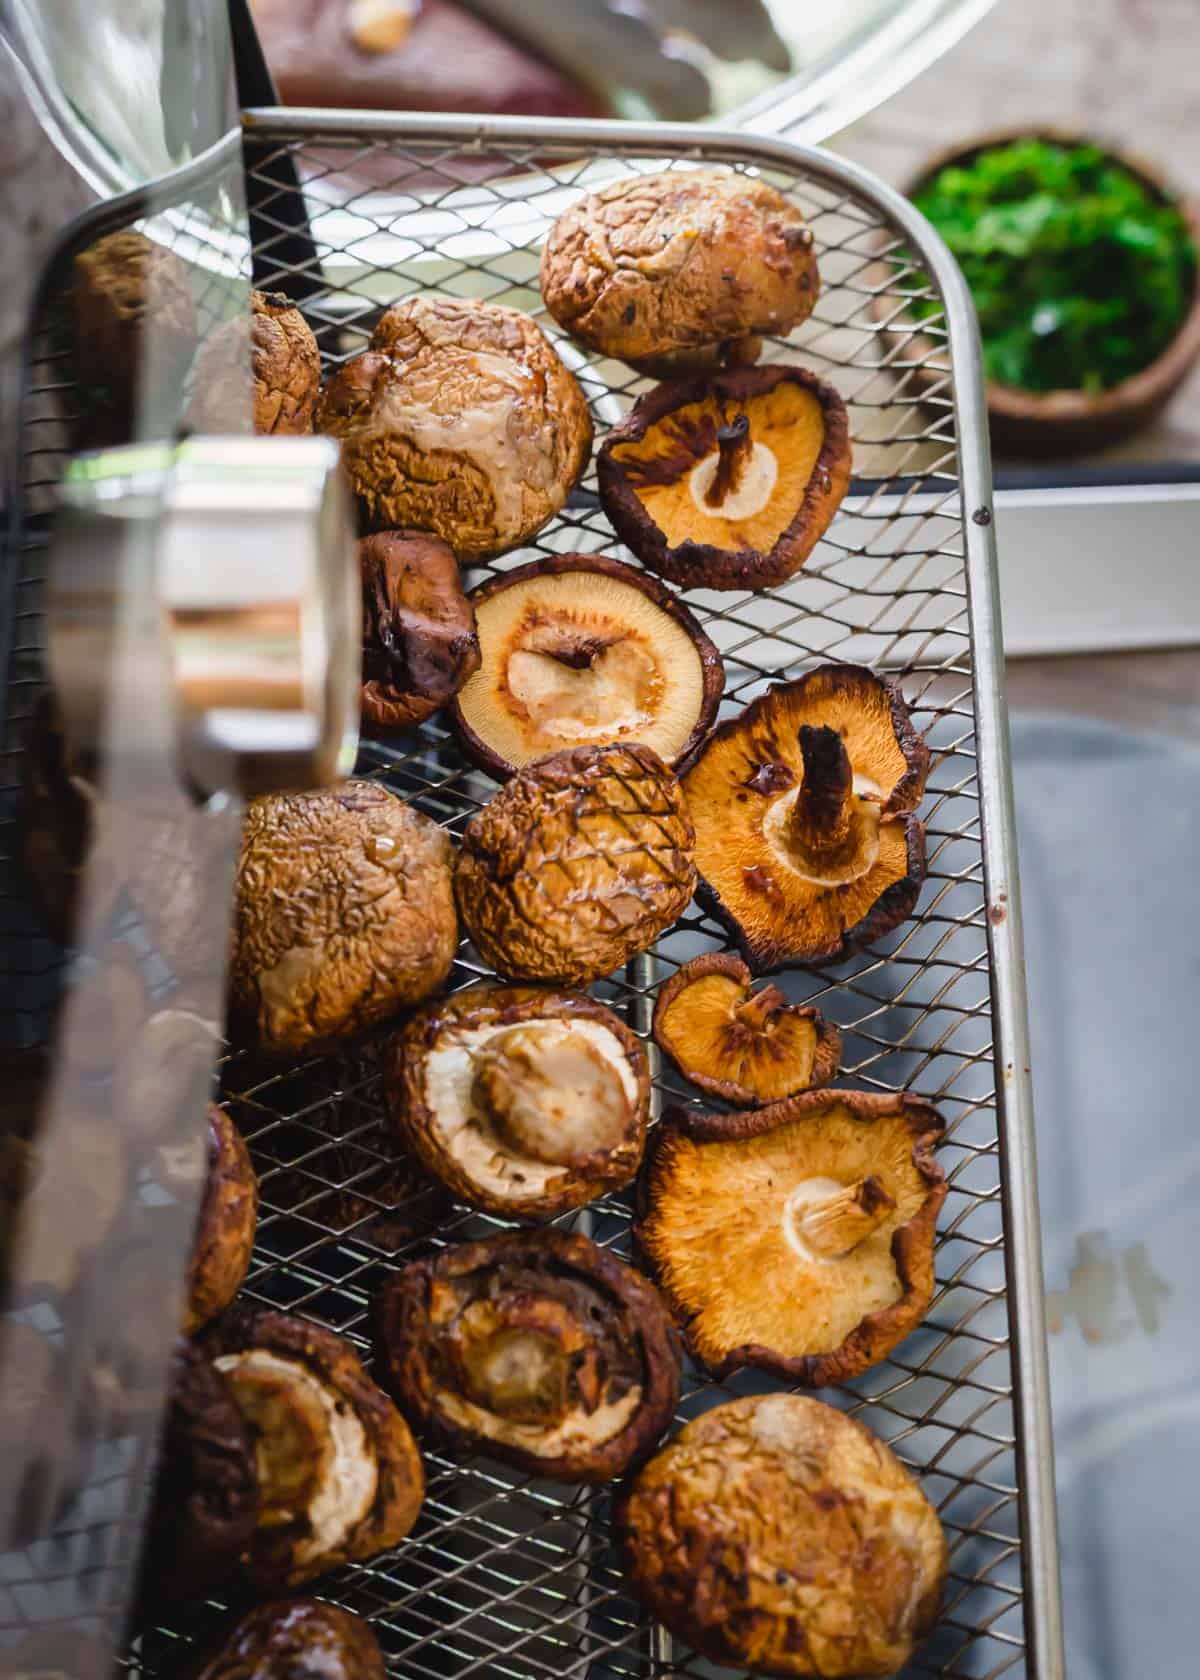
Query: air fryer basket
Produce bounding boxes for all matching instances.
[1,115,1062,1679]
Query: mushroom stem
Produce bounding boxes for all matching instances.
[799,1176,895,1258]
[704,413,753,507]
[735,983,788,1033]
[786,725,861,865]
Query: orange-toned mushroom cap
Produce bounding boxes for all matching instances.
[682,663,930,970]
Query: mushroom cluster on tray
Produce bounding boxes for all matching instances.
[53,172,959,1679]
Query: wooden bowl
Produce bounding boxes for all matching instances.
[902,127,1200,456]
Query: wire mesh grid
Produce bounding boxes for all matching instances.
[2,121,1046,1678]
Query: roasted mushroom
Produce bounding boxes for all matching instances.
[183,1105,259,1334]
[138,1340,259,1607]
[204,1304,424,1588]
[317,295,592,560]
[73,230,197,420]
[185,289,322,435]
[541,169,818,377]
[388,983,649,1218]
[638,1090,945,1385]
[452,554,723,776]
[191,1600,386,1680]
[360,530,480,732]
[454,743,696,985]
[653,953,841,1105]
[616,1393,947,1678]
[230,781,457,1055]
[598,366,852,591]
[373,1229,680,1482]
[683,664,930,970]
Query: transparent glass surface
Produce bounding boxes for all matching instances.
[0,4,253,1667]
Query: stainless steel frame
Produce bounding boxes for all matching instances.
[6,112,1062,1678]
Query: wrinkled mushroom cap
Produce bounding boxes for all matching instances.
[193,1600,386,1680]
[597,365,852,591]
[638,1090,945,1385]
[72,230,197,403]
[616,1392,947,1678]
[452,554,723,775]
[203,1304,424,1589]
[186,289,322,435]
[360,530,480,732]
[455,742,695,985]
[541,170,818,376]
[373,1228,680,1482]
[317,295,592,560]
[185,1104,258,1335]
[652,952,841,1105]
[231,780,458,1054]
[683,664,930,970]
[389,983,649,1218]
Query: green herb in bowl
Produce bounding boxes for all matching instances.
[911,138,1196,396]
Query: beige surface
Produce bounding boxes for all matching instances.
[835,0,1200,470]
[1005,648,1200,738]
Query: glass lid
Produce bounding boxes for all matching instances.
[7,0,999,199]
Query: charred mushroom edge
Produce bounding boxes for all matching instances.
[186,1104,259,1335]
[450,553,725,779]
[388,984,651,1219]
[201,1304,424,1588]
[651,951,843,1105]
[597,366,853,592]
[373,1228,681,1483]
[635,1089,947,1387]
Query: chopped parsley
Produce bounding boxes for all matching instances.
[911,138,1195,393]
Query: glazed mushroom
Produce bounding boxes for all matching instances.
[597,365,852,591]
[317,295,592,560]
[454,742,696,985]
[388,983,649,1219]
[541,169,818,377]
[683,664,930,970]
[653,953,841,1105]
[191,1600,386,1680]
[203,1304,424,1589]
[230,780,458,1055]
[185,289,322,435]
[360,530,480,732]
[637,1090,945,1385]
[616,1393,947,1678]
[73,230,197,417]
[451,554,723,776]
[183,1105,259,1334]
[138,1341,259,1607]
[373,1229,680,1482]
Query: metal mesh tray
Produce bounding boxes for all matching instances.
[4,115,1060,1679]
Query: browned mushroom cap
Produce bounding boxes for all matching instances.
[451,554,723,777]
[454,743,696,985]
[185,289,322,435]
[360,530,480,732]
[230,780,458,1055]
[184,1105,258,1334]
[387,983,649,1219]
[138,1340,259,1608]
[202,1304,424,1589]
[637,1090,945,1386]
[615,1393,947,1678]
[72,230,197,411]
[540,170,818,377]
[317,295,592,561]
[652,952,841,1105]
[598,365,851,591]
[373,1229,680,1482]
[192,1599,386,1680]
[682,664,930,970]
